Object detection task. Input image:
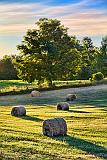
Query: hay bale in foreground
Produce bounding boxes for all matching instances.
[43,118,67,137]
[31,90,41,97]
[57,102,69,111]
[66,94,77,101]
[11,105,26,116]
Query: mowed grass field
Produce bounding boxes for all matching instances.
[0,80,38,93]
[0,84,107,160]
[0,79,106,93]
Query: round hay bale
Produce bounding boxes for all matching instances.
[11,105,26,117]
[57,102,69,111]
[66,94,77,101]
[31,90,41,97]
[43,118,67,137]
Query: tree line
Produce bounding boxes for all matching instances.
[0,55,18,80]
[0,18,107,86]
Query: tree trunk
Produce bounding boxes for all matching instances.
[47,79,53,88]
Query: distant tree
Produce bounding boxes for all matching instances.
[79,37,98,79]
[97,35,107,76]
[0,55,18,80]
[15,18,81,86]
[66,36,82,80]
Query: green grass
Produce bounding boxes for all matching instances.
[0,85,107,160]
[0,79,107,95]
[0,80,38,93]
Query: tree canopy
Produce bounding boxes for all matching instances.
[15,18,81,86]
[12,18,107,84]
[79,37,99,79]
[97,36,107,76]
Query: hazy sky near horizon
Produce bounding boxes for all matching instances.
[0,0,107,57]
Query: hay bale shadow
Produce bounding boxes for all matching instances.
[68,110,90,113]
[20,115,43,122]
[51,135,107,159]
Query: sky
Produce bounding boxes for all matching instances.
[0,0,107,57]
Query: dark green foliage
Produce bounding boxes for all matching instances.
[79,37,98,80]
[2,19,104,83]
[92,72,104,81]
[97,35,107,76]
[0,55,18,80]
[15,18,81,86]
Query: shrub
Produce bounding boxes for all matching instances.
[92,72,104,81]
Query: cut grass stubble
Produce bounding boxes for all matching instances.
[0,84,107,160]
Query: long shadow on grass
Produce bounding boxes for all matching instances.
[68,110,90,113]
[52,135,107,159]
[20,115,43,122]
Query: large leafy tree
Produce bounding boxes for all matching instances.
[97,35,107,76]
[15,18,81,86]
[79,37,98,79]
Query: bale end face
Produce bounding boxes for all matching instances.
[57,102,69,111]
[43,118,67,137]
[31,90,41,97]
[66,94,77,101]
[11,105,26,117]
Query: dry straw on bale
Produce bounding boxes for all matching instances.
[31,90,41,97]
[43,118,67,137]
[66,94,77,101]
[57,102,69,111]
[11,105,26,117]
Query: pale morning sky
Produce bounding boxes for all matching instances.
[0,0,107,57]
